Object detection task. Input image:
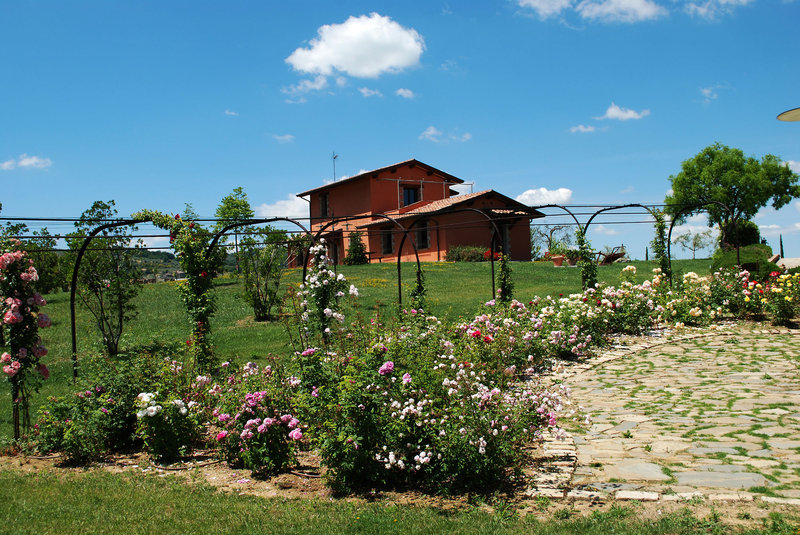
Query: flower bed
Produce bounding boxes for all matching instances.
[29,264,800,493]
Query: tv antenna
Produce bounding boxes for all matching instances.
[332,152,338,181]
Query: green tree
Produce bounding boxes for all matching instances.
[673,229,714,259]
[665,143,800,245]
[343,231,368,265]
[651,209,671,280]
[215,187,255,273]
[67,200,141,356]
[239,226,287,321]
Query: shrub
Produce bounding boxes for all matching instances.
[711,243,779,278]
[210,362,303,477]
[135,391,201,462]
[35,345,192,461]
[445,245,488,262]
[343,231,369,265]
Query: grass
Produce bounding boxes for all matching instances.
[1,469,797,535]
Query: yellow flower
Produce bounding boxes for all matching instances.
[744,296,750,302]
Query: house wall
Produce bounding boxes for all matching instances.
[369,163,452,215]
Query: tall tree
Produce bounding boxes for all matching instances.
[215,187,255,273]
[665,143,800,245]
[67,200,141,356]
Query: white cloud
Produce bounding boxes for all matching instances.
[418,126,471,143]
[700,86,718,103]
[787,160,800,173]
[1,154,52,170]
[795,201,800,212]
[224,109,239,116]
[672,223,718,238]
[685,0,752,19]
[517,0,574,19]
[272,134,295,144]
[255,195,309,219]
[516,187,573,205]
[596,102,650,121]
[577,0,666,22]
[282,74,328,97]
[138,236,171,250]
[620,186,634,194]
[570,124,596,133]
[419,126,443,142]
[358,87,383,97]
[285,13,424,79]
[592,224,619,235]
[687,213,708,223]
[395,88,415,99]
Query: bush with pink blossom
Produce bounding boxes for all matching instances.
[0,240,50,439]
[210,361,304,476]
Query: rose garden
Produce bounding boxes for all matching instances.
[3,201,800,533]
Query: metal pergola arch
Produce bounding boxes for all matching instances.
[69,218,144,381]
[395,207,509,299]
[311,213,421,305]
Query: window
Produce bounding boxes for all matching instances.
[416,222,429,249]
[319,193,329,217]
[382,229,394,255]
[402,186,420,207]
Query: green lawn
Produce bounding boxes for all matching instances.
[0,259,710,442]
[1,469,795,534]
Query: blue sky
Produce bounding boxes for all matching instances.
[2,0,799,259]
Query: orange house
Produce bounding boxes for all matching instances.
[296,159,542,264]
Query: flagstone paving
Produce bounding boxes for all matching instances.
[526,324,800,504]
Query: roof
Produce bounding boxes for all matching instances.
[357,190,544,227]
[296,159,465,197]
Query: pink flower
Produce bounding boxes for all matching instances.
[240,429,253,440]
[216,431,228,441]
[37,313,51,328]
[288,418,299,429]
[1,353,10,364]
[301,347,316,357]
[378,361,394,376]
[311,386,319,398]
[37,364,49,380]
[402,373,412,385]
[257,423,268,433]
[3,309,22,325]
[288,428,303,441]
[217,413,231,423]
[280,414,292,424]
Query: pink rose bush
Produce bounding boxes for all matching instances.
[210,361,303,476]
[0,241,50,437]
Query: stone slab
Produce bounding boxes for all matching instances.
[675,471,766,488]
[615,490,660,501]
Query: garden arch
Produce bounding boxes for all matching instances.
[396,207,507,300]
[312,213,421,305]
[69,218,144,382]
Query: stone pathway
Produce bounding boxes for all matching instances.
[527,324,800,505]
